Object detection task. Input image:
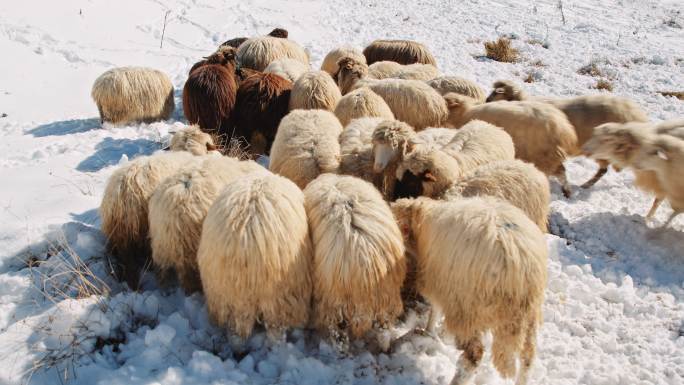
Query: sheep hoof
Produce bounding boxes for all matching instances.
[562,186,572,198]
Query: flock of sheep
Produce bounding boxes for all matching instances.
[93,28,683,385]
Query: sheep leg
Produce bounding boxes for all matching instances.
[660,211,681,229]
[265,324,286,346]
[328,324,350,355]
[646,197,664,220]
[426,304,442,335]
[555,164,572,198]
[372,321,392,353]
[177,267,202,294]
[450,336,484,385]
[581,160,609,189]
[515,318,538,385]
[492,319,524,379]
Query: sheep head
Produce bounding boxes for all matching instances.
[399,147,461,198]
[582,122,652,169]
[371,120,416,173]
[170,125,219,156]
[336,56,368,95]
[268,28,289,38]
[443,93,476,128]
[485,79,525,102]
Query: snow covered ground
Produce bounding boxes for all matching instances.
[1,0,683,384]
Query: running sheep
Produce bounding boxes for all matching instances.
[269,109,343,188]
[198,173,312,342]
[148,157,266,293]
[334,87,395,127]
[391,196,547,385]
[289,71,342,111]
[445,93,578,197]
[237,35,309,71]
[92,67,174,125]
[363,39,437,66]
[304,174,406,351]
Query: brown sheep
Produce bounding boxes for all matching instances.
[363,39,437,66]
[183,60,238,136]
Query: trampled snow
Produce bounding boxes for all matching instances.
[0,0,683,384]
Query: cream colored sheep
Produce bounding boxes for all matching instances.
[304,174,406,351]
[264,58,310,82]
[334,87,395,127]
[445,93,578,197]
[338,117,386,185]
[169,125,218,155]
[197,173,312,342]
[366,61,402,79]
[427,76,486,103]
[148,157,266,293]
[363,39,437,66]
[237,36,309,71]
[91,66,174,125]
[289,70,342,111]
[320,46,366,77]
[442,159,550,232]
[398,120,515,198]
[391,196,547,385]
[367,61,441,81]
[269,109,343,188]
[486,79,649,188]
[633,134,684,228]
[336,57,448,130]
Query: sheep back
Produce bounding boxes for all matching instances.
[363,39,437,66]
[334,87,395,127]
[321,46,366,77]
[427,76,486,103]
[264,58,310,82]
[237,36,309,71]
[182,64,238,134]
[366,78,448,130]
[289,71,342,112]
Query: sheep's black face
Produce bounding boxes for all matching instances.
[393,171,423,201]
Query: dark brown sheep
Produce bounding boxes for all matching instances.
[219,28,289,49]
[183,62,238,135]
[232,72,292,156]
[363,39,437,66]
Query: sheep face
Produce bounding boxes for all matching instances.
[372,142,397,173]
[336,57,367,95]
[392,168,424,200]
[632,136,681,173]
[444,93,475,128]
[485,80,522,102]
[582,123,647,168]
[170,126,219,155]
[401,150,460,198]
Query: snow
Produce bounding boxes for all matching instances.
[0,0,683,384]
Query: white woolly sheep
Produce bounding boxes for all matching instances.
[486,79,649,188]
[442,159,550,232]
[264,58,310,82]
[367,61,441,81]
[289,70,342,111]
[334,87,395,127]
[320,46,366,77]
[391,196,547,385]
[197,173,312,342]
[427,76,487,103]
[148,156,266,293]
[445,93,578,197]
[169,125,218,155]
[337,57,448,130]
[633,134,684,228]
[91,66,174,125]
[397,119,516,198]
[269,109,343,189]
[304,173,406,351]
[338,117,386,186]
[237,36,309,71]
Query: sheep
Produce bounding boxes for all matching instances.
[168,125,218,155]
[441,159,550,232]
[197,173,312,342]
[445,93,578,197]
[396,120,516,198]
[391,196,547,385]
[148,157,266,293]
[232,72,293,156]
[367,61,441,81]
[183,59,238,135]
[269,109,343,189]
[427,76,487,103]
[485,80,649,188]
[333,87,395,127]
[237,36,309,71]
[189,46,238,75]
[582,121,684,219]
[632,134,684,228]
[304,173,406,351]
[337,57,448,130]
[289,71,342,112]
[338,117,386,185]
[91,67,174,125]
[321,46,366,77]
[220,27,289,49]
[363,39,437,66]
[264,58,310,82]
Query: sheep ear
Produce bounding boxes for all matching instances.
[406,141,415,153]
[444,96,461,109]
[657,149,668,161]
[423,172,437,182]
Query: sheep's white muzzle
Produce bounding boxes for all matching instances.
[373,145,395,173]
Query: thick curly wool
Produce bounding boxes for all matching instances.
[197,173,312,340]
[264,58,309,82]
[442,159,550,232]
[237,36,309,71]
[269,109,343,189]
[304,174,406,339]
[289,71,342,111]
[100,151,200,286]
[338,117,386,185]
[321,46,366,77]
[148,157,266,293]
[428,76,487,103]
[391,196,547,385]
[91,66,174,125]
[169,125,217,155]
[367,61,441,81]
[363,39,437,66]
[182,63,238,135]
[232,72,293,156]
[334,87,394,127]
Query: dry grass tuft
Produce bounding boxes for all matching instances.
[659,91,684,100]
[578,61,604,77]
[484,38,519,63]
[524,73,535,83]
[594,79,613,92]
